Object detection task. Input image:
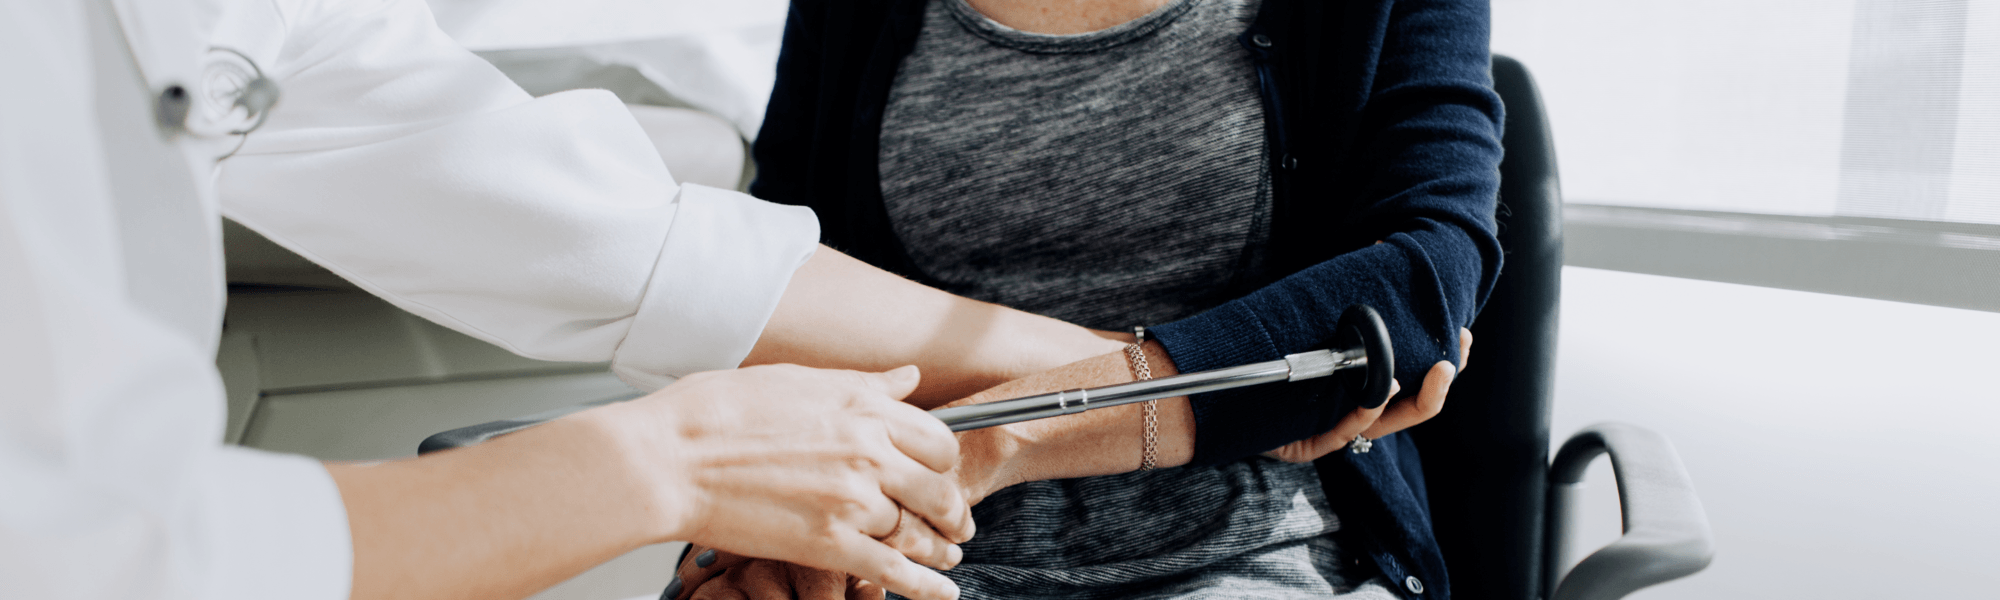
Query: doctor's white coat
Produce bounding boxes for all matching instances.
[0,0,817,597]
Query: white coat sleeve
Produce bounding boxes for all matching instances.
[216,0,819,390]
[0,3,350,598]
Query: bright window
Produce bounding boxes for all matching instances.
[1494,0,2000,312]
[1493,0,2000,224]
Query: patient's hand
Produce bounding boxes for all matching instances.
[674,553,879,600]
[1265,328,1472,463]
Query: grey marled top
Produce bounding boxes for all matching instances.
[878,1,1396,598]
[879,0,1272,332]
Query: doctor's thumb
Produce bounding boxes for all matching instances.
[863,365,924,400]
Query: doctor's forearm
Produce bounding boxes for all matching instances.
[328,411,671,600]
[326,364,974,600]
[745,246,1123,407]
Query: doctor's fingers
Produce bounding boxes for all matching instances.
[865,405,975,544]
[875,506,964,571]
[864,392,961,474]
[873,452,974,545]
[821,531,962,600]
[1361,359,1456,440]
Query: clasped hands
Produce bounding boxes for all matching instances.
[667,330,1471,600]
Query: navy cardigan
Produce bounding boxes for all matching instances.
[749,1,1504,597]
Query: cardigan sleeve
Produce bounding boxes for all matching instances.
[1149,0,1505,467]
[750,0,919,263]
[748,2,824,210]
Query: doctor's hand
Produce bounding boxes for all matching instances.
[603,364,973,600]
[1264,328,1472,463]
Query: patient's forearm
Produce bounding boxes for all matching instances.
[746,246,1119,406]
[944,341,1199,503]
[746,246,1197,493]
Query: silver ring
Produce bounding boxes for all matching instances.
[1349,434,1374,454]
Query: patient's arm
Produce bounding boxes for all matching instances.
[754,247,1443,498]
[744,246,1124,406]
[948,330,1468,504]
[751,242,1469,489]
[668,333,1469,600]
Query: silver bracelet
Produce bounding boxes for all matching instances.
[1126,326,1159,471]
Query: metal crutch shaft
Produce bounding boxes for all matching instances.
[931,348,1366,431]
[930,304,1396,432]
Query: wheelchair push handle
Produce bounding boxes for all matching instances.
[930,304,1396,432]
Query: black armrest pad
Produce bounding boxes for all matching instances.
[417,392,645,455]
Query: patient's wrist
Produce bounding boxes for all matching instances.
[955,427,1029,505]
[978,344,1199,485]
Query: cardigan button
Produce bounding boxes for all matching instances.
[1251,33,1274,48]
[1404,575,1425,594]
[1282,154,1299,170]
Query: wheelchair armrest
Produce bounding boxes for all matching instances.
[1546,422,1715,600]
[416,392,644,455]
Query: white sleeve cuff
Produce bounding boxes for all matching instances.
[611,184,819,390]
[198,448,353,600]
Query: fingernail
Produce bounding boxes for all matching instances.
[659,577,682,600]
[943,578,962,600]
[694,549,717,568]
[945,544,964,569]
[890,364,920,382]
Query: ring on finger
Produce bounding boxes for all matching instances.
[874,508,906,541]
[1349,434,1374,454]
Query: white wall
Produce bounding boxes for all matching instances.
[1551,267,2000,597]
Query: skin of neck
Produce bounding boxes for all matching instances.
[965,0,1174,35]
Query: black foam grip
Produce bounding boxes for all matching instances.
[1335,304,1396,409]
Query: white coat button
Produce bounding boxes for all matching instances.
[1404,576,1425,594]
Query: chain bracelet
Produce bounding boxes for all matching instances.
[1126,326,1159,471]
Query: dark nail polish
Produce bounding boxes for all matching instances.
[659,577,683,600]
[695,549,717,568]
